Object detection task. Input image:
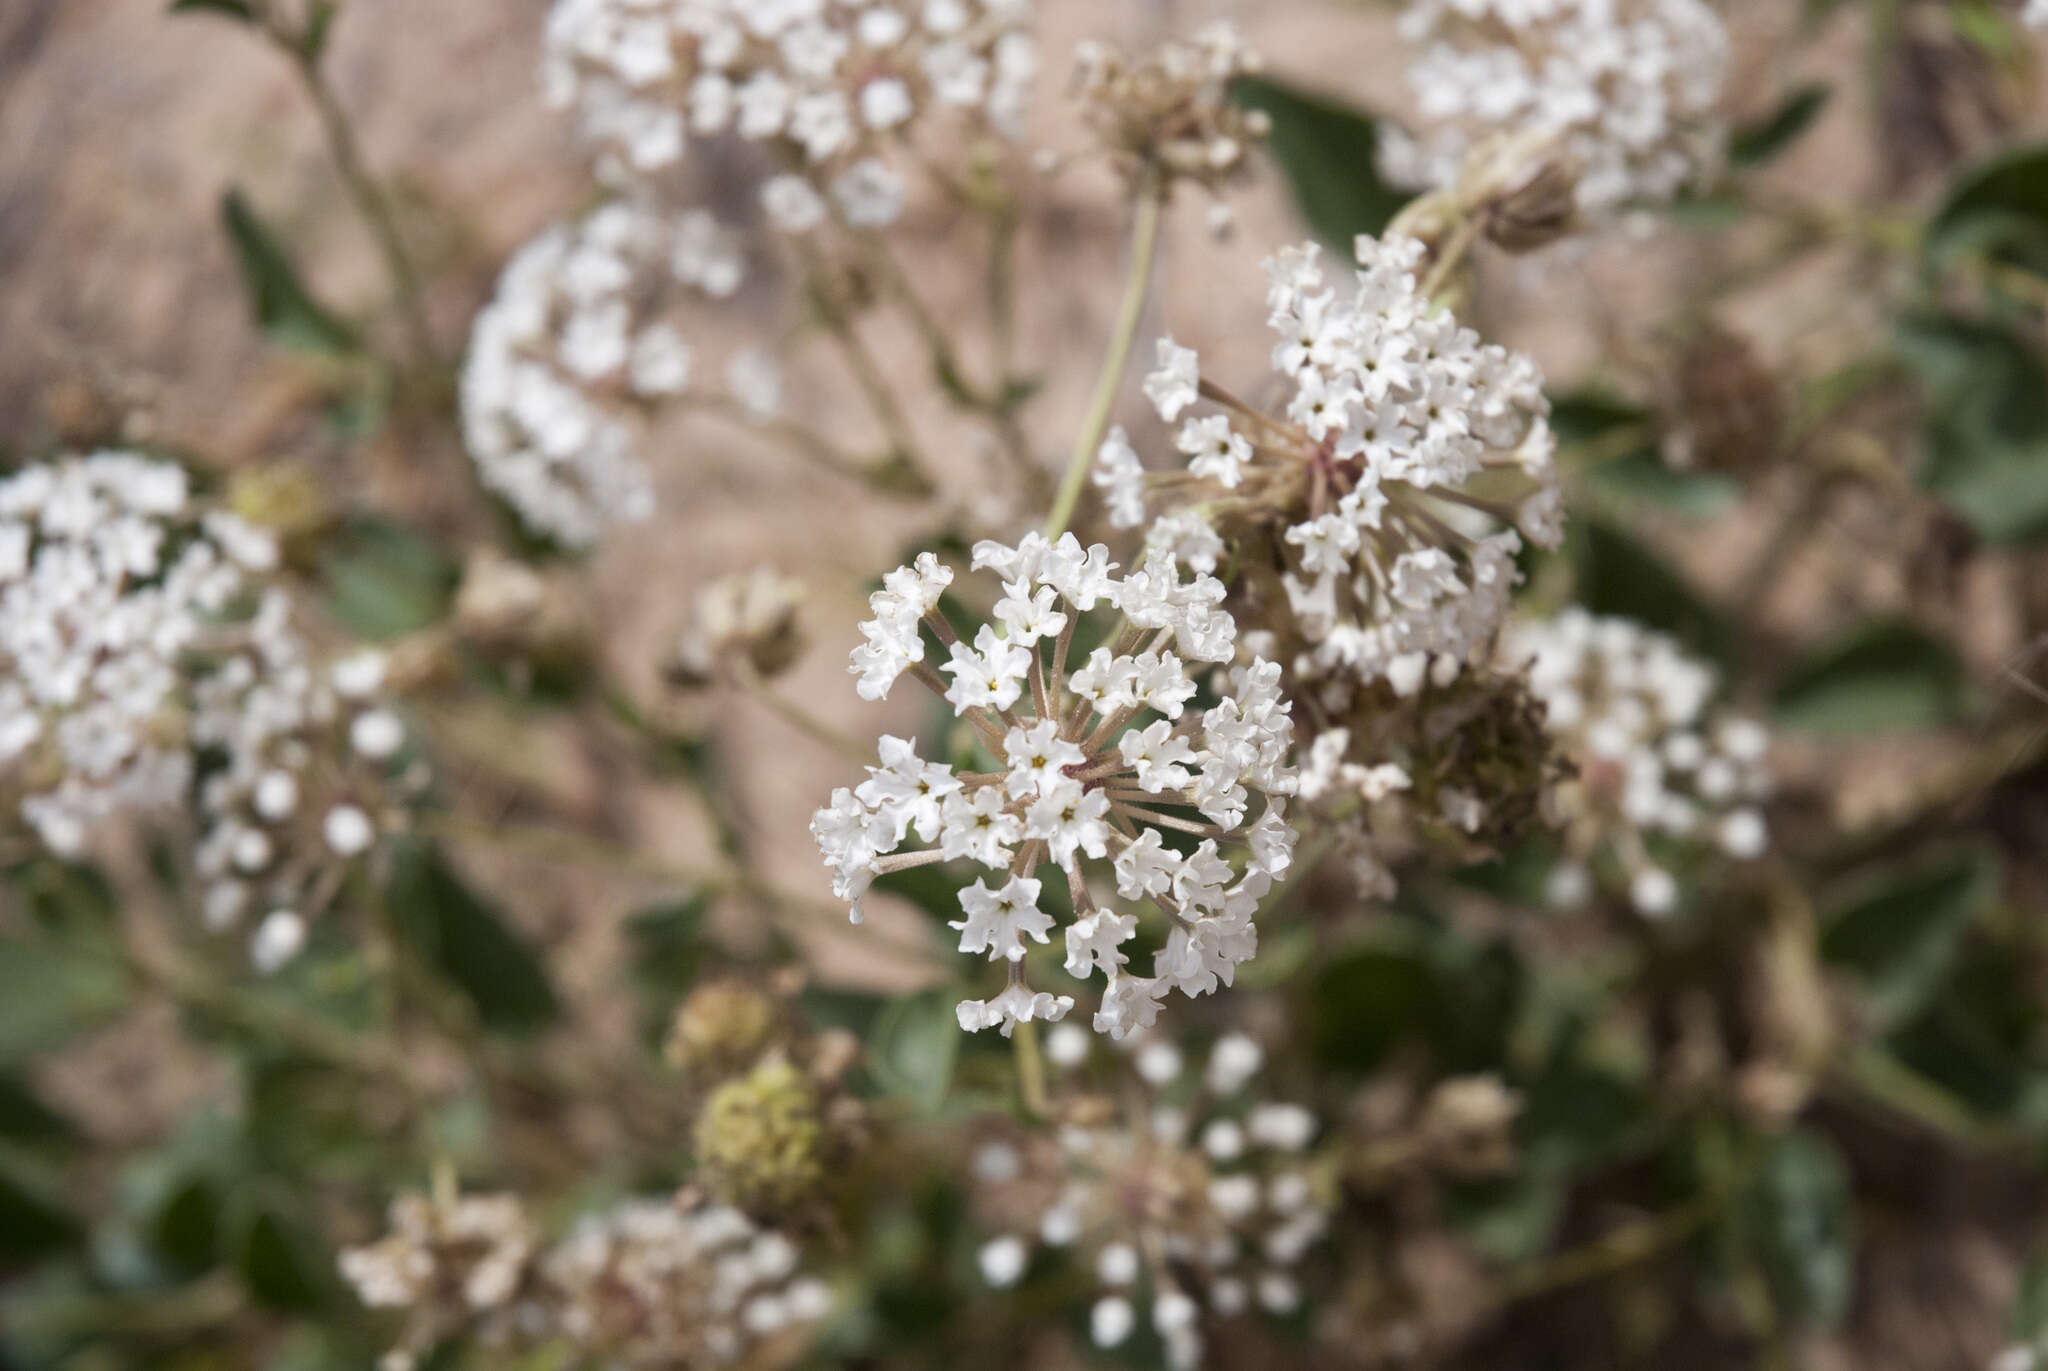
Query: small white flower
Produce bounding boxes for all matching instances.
[978,1235,1029,1287]
[250,909,307,974]
[324,804,377,858]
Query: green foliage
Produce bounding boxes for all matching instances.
[168,0,256,20]
[0,1074,73,1145]
[1738,1129,1855,1329]
[1893,312,2048,544]
[1308,945,1434,1073]
[625,891,714,1033]
[320,513,462,641]
[1926,141,2048,279]
[1231,76,1408,256]
[1772,617,1965,734]
[386,839,561,1034]
[2014,1242,2048,1345]
[0,1153,80,1264]
[1571,519,1732,666]
[866,990,959,1115]
[1728,85,1832,167]
[220,189,360,355]
[1821,846,1998,1030]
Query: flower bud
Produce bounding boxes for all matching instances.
[665,980,779,1078]
[453,547,589,665]
[1419,1074,1522,1177]
[668,569,805,688]
[693,1057,826,1213]
[1482,149,1584,254]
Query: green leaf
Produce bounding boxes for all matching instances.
[231,1195,331,1312]
[1588,449,1741,519]
[320,514,461,640]
[300,0,338,59]
[1772,617,1964,734]
[1548,389,1652,447]
[867,990,958,1114]
[1308,946,1433,1073]
[2014,1242,2048,1344]
[1517,1021,1650,1172]
[1822,847,1997,1031]
[1571,519,1732,666]
[168,0,256,19]
[1926,141,2048,279]
[151,1175,225,1278]
[626,893,714,999]
[1729,84,1832,166]
[387,840,560,1035]
[625,892,715,1041]
[0,933,130,1066]
[1894,312,2048,544]
[1740,1129,1854,1329]
[221,189,359,354]
[0,1072,73,1144]
[1232,76,1408,254]
[0,1152,80,1262]
[1443,1170,1567,1266]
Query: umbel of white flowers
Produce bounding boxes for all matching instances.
[340,1189,832,1371]
[1501,609,1772,916]
[1378,0,1730,221]
[811,533,1297,1040]
[973,1027,1327,1371]
[1097,233,1563,704]
[0,453,276,856]
[542,0,1034,214]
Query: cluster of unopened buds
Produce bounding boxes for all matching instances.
[665,975,868,1215]
[811,532,1296,1039]
[1501,609,1772,916]
[1378,0,1730,224]
[339,1186,832,1371]
[971,1027,1328,1369]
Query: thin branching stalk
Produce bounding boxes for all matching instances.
[1045,167,1165,539]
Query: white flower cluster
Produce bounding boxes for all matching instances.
[2028,0,2048,29]
[1380,0,1729,220]
[1073,21,1268,208]
[810,533,1297,1039]
[975,1028,1327,1370]
[542,1199,834,1367]
[462,200,748,548]
[0,453,275,857]
[542,0,1035,229]
[340,1189,831,1371]
[190,628,411,974]
[1098,235,1561,704]
[1501,609,1771,916]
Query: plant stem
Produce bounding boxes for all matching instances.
[1044,168,1165,540]
[273,29,440,368]
[1497,1143,1766,1304]
[1013,1016,1050,1118]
